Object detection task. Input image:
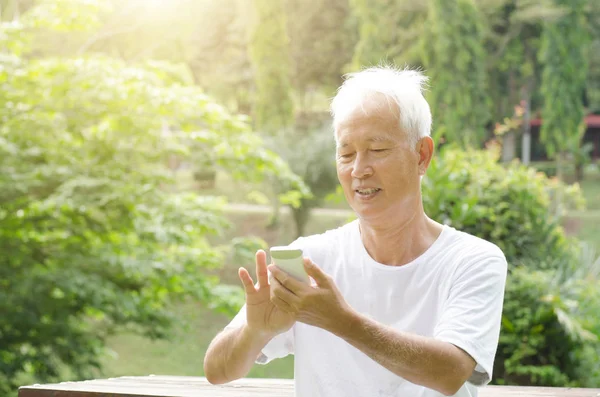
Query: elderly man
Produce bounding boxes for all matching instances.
[203,66,507,397]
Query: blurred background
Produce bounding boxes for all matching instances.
[1,0,599,395]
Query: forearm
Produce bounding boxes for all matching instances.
[203,324,274,385]
[332,311,474,396]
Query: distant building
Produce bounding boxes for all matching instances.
[527,113,600,161]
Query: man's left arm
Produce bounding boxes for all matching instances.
[335,310,476,396]
[268,256,507,396]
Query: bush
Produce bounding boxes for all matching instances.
[423,146,584,270]
[423,146,599,386]
[495,268,581,386]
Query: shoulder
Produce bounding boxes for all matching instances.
[443,226,508,274]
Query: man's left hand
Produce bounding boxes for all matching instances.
[268,258,353,333]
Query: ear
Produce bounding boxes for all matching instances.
[416,136,434,176]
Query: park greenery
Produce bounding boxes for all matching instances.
[1,0,599,394]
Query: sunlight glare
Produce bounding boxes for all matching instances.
[145,0,168,8]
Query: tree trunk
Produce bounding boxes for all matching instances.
[501,70,518,162]
[521,126,531,165]
[502,131,517,163]
[575,162,584,182]
[554,151,566,218]
[291,203,311,239]
[267,193,281,229]
[520,82,533,166]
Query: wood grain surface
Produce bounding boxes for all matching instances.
[18,376,600,397]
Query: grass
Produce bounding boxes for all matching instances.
[98,302,294,380]
[565,212,600,248]
[580,177,600,210]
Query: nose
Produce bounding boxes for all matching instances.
[350,152,373,179]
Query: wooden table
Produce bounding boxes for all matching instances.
[18,376,600,397]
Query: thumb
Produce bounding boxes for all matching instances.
[303,258,330,287]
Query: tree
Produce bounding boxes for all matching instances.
[0,1,305,393]
[422,0,491,148]
[247,0,294,134]
[589,2,600,113]
[482,0,554,163]
[272,113,339,238]
[286,0,356,99]
[349,0,426,69]
[246,0,295,228]
[539,0,590,180]
[589,37,600,113]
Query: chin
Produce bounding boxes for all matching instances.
[351,204,386,222]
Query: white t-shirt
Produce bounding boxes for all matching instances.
[226,220,507,397]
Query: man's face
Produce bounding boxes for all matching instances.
[335,98,426,223]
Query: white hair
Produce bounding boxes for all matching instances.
[330,65,432,149]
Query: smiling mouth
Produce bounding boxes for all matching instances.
[355,188,381,196]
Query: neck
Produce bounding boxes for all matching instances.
[358,207,443,267]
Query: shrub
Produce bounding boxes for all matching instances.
[423,146,584,270]
[423,146,598,386]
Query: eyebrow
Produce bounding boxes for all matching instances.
[337,136,393,149]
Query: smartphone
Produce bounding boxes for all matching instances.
[269,246,309,283]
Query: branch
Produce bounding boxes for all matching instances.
[489,24,523,65]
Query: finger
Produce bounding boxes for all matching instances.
[268,265,305,295]
[255,250,269,288]
[238,267,256,294]
[303,258,330,287]
[271,278,300,306]
[270,295,296,314]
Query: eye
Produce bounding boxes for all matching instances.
[338,152,354,159]
[371,149,388,153]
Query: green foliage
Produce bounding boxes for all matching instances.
[422,0,491,148]
[423,147,599,386]
[0,0,598,390]
[483,0,562,122]
[24,0,111,32]
[423,147,583,268]
[266,113,339,237]
[590,37,600,112]
[0,3,306,393]
[496,268,581,386]
[539,0,590,158]
[495,245,600,386]
[349,0,426,69]
[248,0,294,133]
[286,0,356,95]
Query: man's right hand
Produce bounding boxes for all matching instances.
[238,250,296,337]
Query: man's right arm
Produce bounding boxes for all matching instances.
[204,250,296,384]
[203,324,275,385]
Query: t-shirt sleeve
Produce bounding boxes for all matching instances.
[433,254,508,386]
[224,303,295,364]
